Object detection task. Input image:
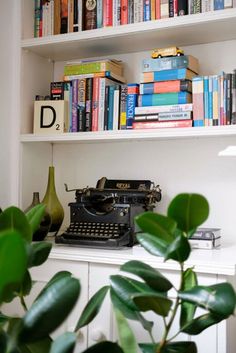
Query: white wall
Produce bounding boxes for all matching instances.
[0,0,21,208]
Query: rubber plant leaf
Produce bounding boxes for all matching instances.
[0,230,27,304]
[121,260,172,292]
[167,194,209,236]
[164,232,191,263]
[81,341,124,353]
[132,293,172,317]
[27,242,52,268]
[110,288,154,333]
[180,268,198,328]
[25,204,46,237]
[75,286,109,330]
[114,308,138,353]
[110,275,156,311]
[18,274,80,342]
[0,206,32,242]
[136,233,168,258]
[49,332,76,353]
[181,312,223,335]
[135,212,176,243]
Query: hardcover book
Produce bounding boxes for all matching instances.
[139,80,192,94]
[192,76,204,127]
[83,0,97,30]
[138,92,192,107]
[132,119,192,129]
[142,55,199,74]
[141,69,197,83]
[135,103,193,115]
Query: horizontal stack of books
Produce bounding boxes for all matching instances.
[189,227,221,249]
[133,54,199,129]
[192,71,236,127]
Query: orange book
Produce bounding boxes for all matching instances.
[121,0,128,24]
[139,80,192,94]
[151,0,156,19]
[103,0,113,26]
[155,0,161,18]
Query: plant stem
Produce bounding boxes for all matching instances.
[156,263,185,353]
[20,295,28,312]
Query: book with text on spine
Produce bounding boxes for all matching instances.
[139,80,192,94]
[138,92,192,107]
[132,119,193,129]
[134,111,192,121]
[135,103,193,115]
[142,55,199,74]
[141,68,197,83]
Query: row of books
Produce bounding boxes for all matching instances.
[192,72,236,127]
[34,0,236,37]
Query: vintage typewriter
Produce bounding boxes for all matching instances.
[55,177,161,249]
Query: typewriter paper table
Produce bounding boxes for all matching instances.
[22,244,236,353]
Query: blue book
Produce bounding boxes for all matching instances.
[203,76,209,124]
[143,0,151,21]
[138,92,192,107]
[108,86,115,130]
[141,68,196,83]
[214,0,224,10]
[208,76,213,126]
[142,55,199,74]
[97,0,103,28]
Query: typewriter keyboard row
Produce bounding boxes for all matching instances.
[64,222,129,239]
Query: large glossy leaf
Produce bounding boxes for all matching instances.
[75,286,109,330]
[165,233,191,263]
[0,231,27,303]
[0,207,32,242]
[110,275,156,311]
[135,212,176,243]
[19,270,32,296]
[25,204,46,236]
[0,312,9,326]
[22,336,52,353]
[110,289,154,332]
[114,309,137,353]
[132,293,172,317]
[28,242,52,268]
[167,194,209,235]
[181,312,223,335]
[18,274,81,342]
[35,271,72,301]
[136,233,168,257]
[121,261,172,292]
[180,268,198,328]
[178,283,236,317]
[49,332,76,353]
[0,329,7,352]
[139,342,197,353]
[81,341,124,353]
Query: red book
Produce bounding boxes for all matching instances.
[103,0,113,26]
[92,77,100,131]
[155,0,161,18]
[121,0,128,25]
[132,119,193,129]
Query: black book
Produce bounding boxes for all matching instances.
[85,78,93,131]
[178,0,188,15]
[104,85,110,131]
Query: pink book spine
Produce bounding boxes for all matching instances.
[92,77,100,131]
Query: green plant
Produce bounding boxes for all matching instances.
[0,194,235,353]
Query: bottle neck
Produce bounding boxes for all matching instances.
[46,166,56,193]
[32,192,40,205]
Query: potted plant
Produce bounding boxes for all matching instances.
[0,193,235,353]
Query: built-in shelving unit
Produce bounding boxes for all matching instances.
[21,8,236,61]
[20,125,236,144]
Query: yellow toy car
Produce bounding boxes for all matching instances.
[151,46,184,59]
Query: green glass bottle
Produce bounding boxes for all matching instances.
[42,166,64,236]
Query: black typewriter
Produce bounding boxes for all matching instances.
[55,177,161,249]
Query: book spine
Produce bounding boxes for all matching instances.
[97,0,103,27]
[150,0,156,18]
[178,0,188,14]
[83,0,97,30]
[71,79,78,132]
[135,103,193,114]
[98,78,106,130]
[169,0,174,16]
[78,78,86,131]
[140,80,191,94]
[63,81,71,132]
[141,69,193,83]
[201,0,213,11]
[54,0,61,34]
[155,0,161,18]
[214,0,224,9]
[85,77,93,131]
[226,73,232,125]
[119,85,128,129]
[160,0,169,17]
[142,55,194,72]
[103,0,113,26]
[50,81,64,100]
[64,70,125,83]
[203,76,209,126]
[104,86,110,130]
[208,76,213,126]
[73,0,78,31]
[113,86,121,130]
[78,0,83,31]
[92,77,100,131]
[34,0,41,37]
[212,75,219,126]
[68,0,74,32]
[113,0,121,25]
[138,92,191,107]
[128,0,134,23]
[231,70,236,124]
[120,0,128,24]
[108,86,115,130]
[60,0,68,33]
[225,0,233,7]
[192,76,204,127]
[132,119,192,129]
[134,111,192,121]
[144,0,151,20]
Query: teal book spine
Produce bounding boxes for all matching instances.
[138,92,191,106]
[141,68,194,82]
[108,86,115,130]
[142,56,190,72]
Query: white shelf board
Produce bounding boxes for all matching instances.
[20,125,236,144]
[21,9,236,61]
[218,145,236,156]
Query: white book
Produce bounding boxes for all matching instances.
[98,78,106,131]
[189,237,221,249]
[135,104,193,115]
[113,88,120,130]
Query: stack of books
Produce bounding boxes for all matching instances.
[189,227,221,249]
[133,54,199,129]
[61,59,126,132]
